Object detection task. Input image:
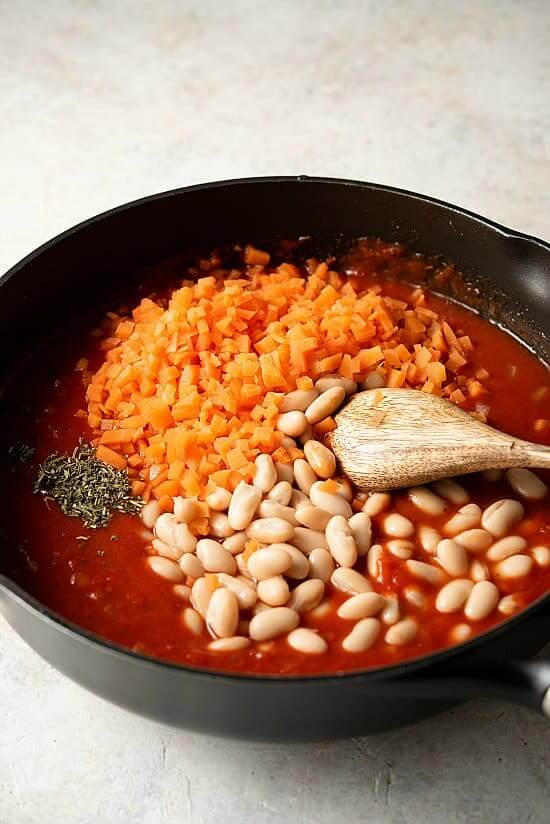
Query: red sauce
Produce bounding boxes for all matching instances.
[2,258,549,675]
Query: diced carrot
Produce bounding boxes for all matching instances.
[96,445,127,470]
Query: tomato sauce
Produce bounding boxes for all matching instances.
[1,249,549,675]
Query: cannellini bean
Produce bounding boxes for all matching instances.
[310,481,353,516]
[449,623,473,643]
[141,500,162,528]
[288,579,325,613]
[216,573,257,610]
[342,617,380,652]
[151,538,182,561]
[196,539,237,575]
[498,594,523,616]
[155,513,197,553]
[444,503,482,536]
[482,469,503,482]
[206,588,239,639]
[173,584,191,601]
[179,553,204,579]
[291,527,328,554]
[147,555,185,582]
[326,515,358,567]
[383,513,414,538]
[267,481,293,505]
[249,607,300,641]
[386,539,414,560]
[290,488,310,508]
[418,525,440,554]
[173,496,200,523]
[505,468,548,501]
[408,487,447,516]
[251,602,271,616]
[280,387,319,412]
[257,575,290,607]
[258,500,298,525]
[470,559,489,582]
[276,410,308,437]
[191,577,214,617]
[247,547,292,580]
[305,386,346,424]
[235,553,253,580]
[253,453,278,493]
[486,535,527,561]
[295,504,332,531]
[227,481,262,531]
[287,628,328,654]
[381,594,400,625]
[348,512,372,556]
[182,607,204,636]
[308,600,332,620]
[531,546,550,567]
[367,544,383,579]
[315,375,356,395]
[362,372,385,390]
[270,543,310,579]
[246,517,295,544]
[481,499,524,537]
[362,492,391,517]
[464,580,499,621]
[435,579,473,613]
[454,528,492,552]
[209,511,235,538]
[208,636,251,652]
[293,459,317,495]
[403,586,426,609]
[304,440,336,479]
[406,560,446,585]
[332,478,354,501]
[275,461,294,484]
[436,539,469,576]
[298,423,314,444]
[431,479,469,505]
[308,548,335,582]
[385,618,417,646]
[205,486,232,512]
[337,592,386,620]
[331,567,372,594]
[493,554,533,579]
[222,532,247,555]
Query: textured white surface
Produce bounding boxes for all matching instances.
[1,1,549,822]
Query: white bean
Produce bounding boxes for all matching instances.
[531,546,550,567]
[432,479,469,505]
[308,548,335,582]
[155,513,197,554]
[449,623,473,643]
[326,515,358,567]
[291,527,328,554]
[269,543,310,580]
[331,567,372,594]
[227,481,262,531]
[493,554,533,579]
[209,511,235,539]
[258,500,298,525]
[464,580,499,620]
[253,453,278,493]
[294,459,317,495]
[151,538,182,561]
[315,375,356,395]
[247,547,292,580]
[348,512,372,556]
[482,469,503,482]
[147,555,184,582]
[191,577,214,617]
[257,575,290,607]
[408,487,447,516]
[406,560,446,586]
[337,592,386,620]
[385,618,417,646]
[289,579,325,613]
[444,503,482,536]
[267,481,293,505]
[481,499,524,537]
[436,539,469,576]
[304,440,336,479]
[362,492,391,517]
[470,559,489,582]
[222,532,247,555]
[290,488,310,508]
[173,497,200,523]
[235,552,253,581]
[246,517,295,544]
[383,513,414,538]
[206,588,239,638]
[342,618,380,652]
[173,584,191,601]
[208,636,251,652]
[276,410,308,437]
[454,529,492,552]
[182,607,204,636]
[435,579,473,613]
[249,607,300,641]
[417,525,441,554]
[196,539,237,574]
[367,544,383,579]
[216,573,257,610]
[305,386,346,424]
[280,387,319,413]
[486,535,528,561]
[298,422,314,445]
[287,628,327,654]
[362,372,385,390]
[205,486,232,512]
[141,499,162,528]
[179,553,204,579]
[505,468,548,501]
[386,539,414,560]
[332,478,354,501]
[295,504,332,531]
[275,461,294,484]
[381,594,400,625]
[403,586,427,609]
[498,594,523,616]
[307,600,332,620]
[310,481,352,516]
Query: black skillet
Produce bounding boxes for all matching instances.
[1,177,549,741]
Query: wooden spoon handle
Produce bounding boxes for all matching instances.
[513,441,550,469]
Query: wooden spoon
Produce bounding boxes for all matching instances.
[329,388,550,491]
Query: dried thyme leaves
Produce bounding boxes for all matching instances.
[34,441,142,529]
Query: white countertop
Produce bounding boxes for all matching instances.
[1,2,549,822]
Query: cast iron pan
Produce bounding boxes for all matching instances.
[1,177,549,741]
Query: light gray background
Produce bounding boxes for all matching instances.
[1,1,549,822]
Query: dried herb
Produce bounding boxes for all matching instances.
[9,442,35,464]
[35,441,142,529]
